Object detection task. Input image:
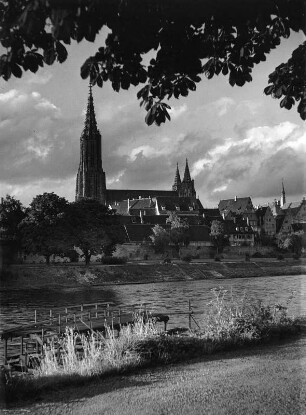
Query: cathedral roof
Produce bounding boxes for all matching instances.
[106,189,177,206]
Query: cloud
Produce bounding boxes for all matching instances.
[191,121,306,205]
[26,71,53,85]
[211,97,235,116]
[169,104,187,119]
[0,89,80,194]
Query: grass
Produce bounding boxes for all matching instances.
[1,289,300,405]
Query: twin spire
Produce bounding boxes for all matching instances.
[172,159,194,197]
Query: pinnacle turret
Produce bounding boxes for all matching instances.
[172,163,181,191]
[183,159,191,183]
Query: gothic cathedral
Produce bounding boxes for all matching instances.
[75,87,199,207]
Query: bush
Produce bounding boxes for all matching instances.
[292,253,301,260]
[245,253,250,262]
[143,254,149,260]
[214,255,221,262]
[101,256,127,265]
[252,251,263,258]
[277,254,284,260]
[181,254,192,263]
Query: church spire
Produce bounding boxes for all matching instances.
[75,84,106,204]
[172,163,181,192]
[83,82,99,137]
[281,179,286,207]
[183,158,191,183]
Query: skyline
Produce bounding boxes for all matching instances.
[0,30,305,208]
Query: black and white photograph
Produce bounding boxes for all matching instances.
[0,1,305,413]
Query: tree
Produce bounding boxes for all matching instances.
[282,231,304,256]
[166,212,190,252]
[19,192,69,264]
[0,195,26,264]
[63,199,125,265]
[0,195,25,240]
[210,220,225,254]
[0,0,305,123]
[149,224,170,254]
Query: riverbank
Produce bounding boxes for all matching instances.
[1,259,305,289]
[2,329,305,414]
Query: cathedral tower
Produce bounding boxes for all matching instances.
[178,159,196,199]
[172,163,181,191]
[75,85,106,204]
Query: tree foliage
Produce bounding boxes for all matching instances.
[210,219,225,253]
[0,195,25,240]
[1,0,305,123]
[19,192,69,264]
[149,224,170,254]
[166,211,190,250]
[282,231,304,255]
[63,199,125,265]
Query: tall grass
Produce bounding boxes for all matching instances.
[36,315,160,378]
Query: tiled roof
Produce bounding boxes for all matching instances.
[202,208,222,219]
[106,189,176,205]
[156,196,203,212]
[281,201,302,210]
[218,197,253,214]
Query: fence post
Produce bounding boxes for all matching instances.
[34,310,37,323]
[188,300,192,330]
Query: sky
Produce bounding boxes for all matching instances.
[0,30,305,208]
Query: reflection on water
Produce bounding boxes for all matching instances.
[1,274,305,330]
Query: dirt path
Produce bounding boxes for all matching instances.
[2,335,306,415]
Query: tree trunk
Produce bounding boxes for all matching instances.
[84,252,91,266]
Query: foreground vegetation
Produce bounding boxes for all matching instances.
[1,289,300,405]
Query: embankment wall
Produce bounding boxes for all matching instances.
[1,260,305,289]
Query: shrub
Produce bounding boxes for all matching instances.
[143,254,149,260]
[245,253,250,262]
[101,256,127,265]
[181,254,192,262]
[277,254,284,260]
[252,251,263,258]
[292,253,301,260]
[214,255,221,262]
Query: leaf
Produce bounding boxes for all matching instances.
[145,107,155,126]
[80,58,91,79]
[11,63,22,78]
[56,41,68,63]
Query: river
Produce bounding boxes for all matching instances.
[1,274,306,331]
